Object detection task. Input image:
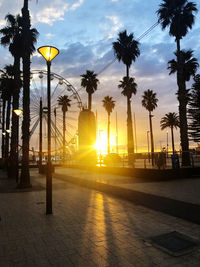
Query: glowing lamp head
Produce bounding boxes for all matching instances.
[37,46,59,62]
[14,109,23,116]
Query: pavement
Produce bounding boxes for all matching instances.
[0,167,200,266]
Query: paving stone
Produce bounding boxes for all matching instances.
[1,168,200,266]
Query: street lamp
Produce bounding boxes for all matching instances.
[13,109,23,182]
[14,109,23,116]
[38,46,59,215]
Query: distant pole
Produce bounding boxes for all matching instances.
[166,131,169,158]
[133,112,137,153]
[147,131,150,163]
[39,98,42,173]
[54,107,57,161]
[116,112,119,154]
[96,109,98,137]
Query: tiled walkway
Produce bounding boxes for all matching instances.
[0,169,200,266]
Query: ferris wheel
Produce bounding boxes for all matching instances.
[19,70,82,156]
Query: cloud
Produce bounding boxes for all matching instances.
[70,0,84,11]
[0,19,5,27]
[103,15,123,39]
[45,33,54,39]
[34,0,84,25]
[35,5,69,25]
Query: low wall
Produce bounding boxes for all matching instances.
[64,164,200,181]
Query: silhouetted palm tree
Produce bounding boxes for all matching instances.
[160,112,179,154]
[0,65,15,161]
[188,74,200,142]
[80,70,99,110]
[113,30,140,162]
[168,50,199,81]
[118,76,137,163]
[58,95,71,161]
[113,30,140,77]
[168,49,198,160]
[142,89,158,165]
[102,96,115,154]
[157,0,197,166]
[0,89,6,158]
[0,14,23,177]
[20,0,38,187]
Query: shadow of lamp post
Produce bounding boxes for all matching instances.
[13,109,23,182]
[37,46,59,215]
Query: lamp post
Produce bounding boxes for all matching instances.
[38,46,59,215]
[14,109,23,182]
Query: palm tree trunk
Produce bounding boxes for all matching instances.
[149,111,154,166]
[171,126,175,155]
[10,56,21,179]
[63,111,66,161]
[107,112,110,154]
[5,98,11,160]
[88,93,92,110]
[176,38,190,166]
[126,64,134,164]
[127,96,134,164]
[1,99,6,158]
[19,0,31,187]
[126,65,129,77]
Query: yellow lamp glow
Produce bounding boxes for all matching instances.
[14,109,23,116]
[6,129,11,133]
[37,46,59,62]
[2,132,6,136]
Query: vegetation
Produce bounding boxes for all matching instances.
[188,75,200,143]
[80,70,99,111]
[142,89,158,165]
[157,0,198,166]
[102,96,115,154]
[58,95,71,161]
[160,112,179,154]
[113,30,140,163]
[0,14,23,178]
[0,65,15,161]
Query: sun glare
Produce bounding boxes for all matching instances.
[94,131,108,153]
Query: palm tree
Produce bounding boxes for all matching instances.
[168,49,198,162]
[157,0,197,166]
[113,30,140,162]
[188,74,200,142]
[0,89,6,158]
[0,14,23,178]
[113,30,140,77]
[142,89,158,165]
[0,65,15,162]
[160,112,179,154]
[102,96,115,154]
[20,0,38,187]
[57,95,71,161]
[168,50,199,81]
[118,76,137,163]
[80,70,99,110]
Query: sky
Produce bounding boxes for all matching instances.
[0,0,200,154]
